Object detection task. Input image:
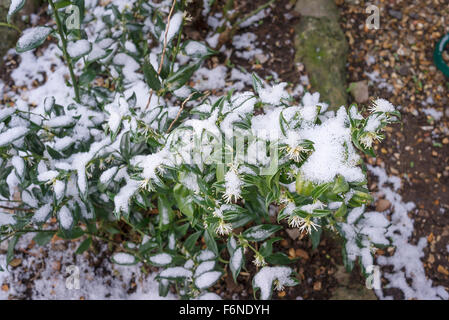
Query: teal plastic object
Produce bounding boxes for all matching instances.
[434,33,449,78]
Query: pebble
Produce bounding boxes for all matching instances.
[286,228,301,240]
[376,199,391,212]
[349,81,369,103]
[388,10,403,20]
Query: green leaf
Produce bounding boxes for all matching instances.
[311,182,331,199]
[127,92,137,109]
[242,224,282,242]
[33,231,55,246]
[166,62,199,91]
[25,133,45,156]
[79,68,96,86]
[16,26,52,53]
[55,0,71,9]
[143,58,161,91]
[342,245,354,272]
[57,226,84,240]
[259,237,282,257]
[75,237,92,254]
[332,175,349,194]
[158,279,170,297]
[138,240,158,254]
[157,195,173,231]
[184,231,202,253]
[204,229,218,256]
[119,131,131,161]
[310,226,322,250]
[7,0,26,23]
[173,184,195,221]
[227,236,237,256]
[229,246,244,282]
[252,73,263,94]
[335,203,347,218]
[6,235,20,267]
[266,252,296,265]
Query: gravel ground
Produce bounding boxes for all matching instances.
[337,0,449,298]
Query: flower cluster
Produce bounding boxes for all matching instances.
[0,0,399,300]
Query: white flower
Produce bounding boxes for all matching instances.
[252,253,267,267]
[99,159,106,170]
[282,132,307,162]
[215,219,232,236]
[285,145,306,162]
[274,279,284,291]
[286,167,299,180]
[139,178,151,191]
[288,215,320,235]
[288,215,303,229]
[359,132,382,149]
[298,217,320,235]
[278,191,292,205]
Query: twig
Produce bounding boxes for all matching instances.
[0,22,21,34]
[48,0,80,102]
[167,91,196,132]
[216,0,274,50]
[236,0,274,27]
[0,205,34,213]
[144,0,177,111]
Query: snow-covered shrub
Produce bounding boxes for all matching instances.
[0,0,400,299]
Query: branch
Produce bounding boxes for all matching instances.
[167,91,197,132]
[144,0,177,111]
[0,22,21,34]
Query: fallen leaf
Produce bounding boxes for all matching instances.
[437,265,449,276]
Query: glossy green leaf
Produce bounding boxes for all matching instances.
[143,58,161,91]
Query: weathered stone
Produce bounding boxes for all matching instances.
[349,81,369,103]
[330,285,378,300]
[376,199,391,212]
[254,53,269,64]
[0,0,40,66]
[286,228,301,240]
[295,0,340,21]
[388,9,403,20]
[294,15,349,109]
[331,265,378,300]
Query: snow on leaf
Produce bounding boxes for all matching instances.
[149,253,173,266]
[67,39,92,59]
[242,224,282,242]
[0,212,16,226]
[230,247,244,281]
[16,26,52,53]
[0,126,28,147]
[159,267,192,280]
[197,249,216,262]
[7,0,25,23]
[160,12,183,44]
[253,266,295,300]
[58,205,73,230]
[194,271,222,289]
[112,252,137,265]
[194,260,216,277]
